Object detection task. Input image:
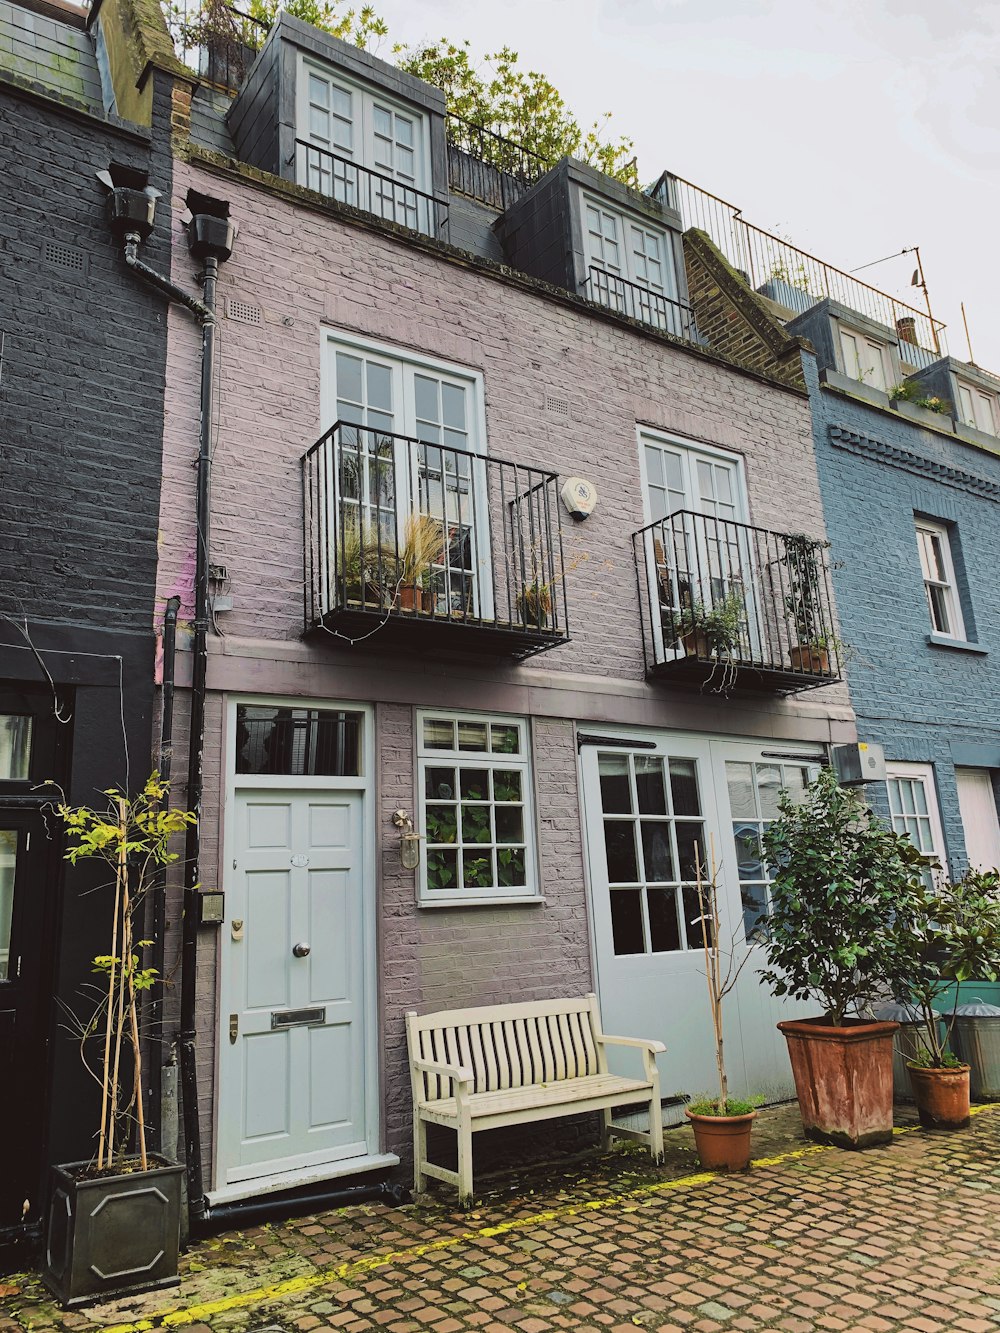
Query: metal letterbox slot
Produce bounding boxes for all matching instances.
[270,1007,325,1030]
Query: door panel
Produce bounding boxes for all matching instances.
[956,769,1000,872]
[220,788,368,1185]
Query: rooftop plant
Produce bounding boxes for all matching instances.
[889,381,952,415]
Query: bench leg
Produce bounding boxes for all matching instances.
[648,1081,664,1164]
[457,1116,474,1208]
[600,1107,613,1151]
[413,1111,427,1193]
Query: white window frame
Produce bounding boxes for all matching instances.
[838,325,890,392]
[885,762,949,883]
[915,517,966,641]
[956,379,999,437]
[321,330,493,619]
[416,710,538,907]
[581,192,682,333]
[296,56,433,232]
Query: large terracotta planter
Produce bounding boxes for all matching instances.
[778,1017,898,1148]
[907,1063,971,1130]
[686,1109,756,1171]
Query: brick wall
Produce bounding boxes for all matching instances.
[806,353,1000,874]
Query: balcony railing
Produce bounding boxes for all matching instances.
[295,141,449,238]
[303,423,570,658]
[656,173,946,356]
[163,0,267,91]
[583,268,700,344]
[633,511,841,692]
[445,113,550,211]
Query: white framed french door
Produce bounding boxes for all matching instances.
[213,698,393,1202]
[956,768,1000,872]
[321,333,494,619]
[637,431,756,662]
[580,730,818,1103]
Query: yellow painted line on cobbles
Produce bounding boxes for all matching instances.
[100,1104,1000,1333]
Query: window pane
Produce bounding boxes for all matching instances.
[648,887,681,952]
[461,804,492,844]
[367,362,392,414]
[669,759,701,816]
[493,770,521,802]
[425,767,455,800]
[734,824,764,878]
[457,721,488,752]
[756,765,784,819]
[599,755,632,814]
[441,383,466,431]
[0,828,16,980]
[635,756,667,814]
[726,761,756,818]
[927,583,950,635]
[495,806,524,844]
[675,822,706,880]
[742,881,768,941]
[426,848,458,891]
[414,374,439,424]
[0,717,32,781]
[641,821,676,881]
[490,725,520,754]
[682,884,708,950]
[605,821,639,883]
[610,889,645,954]
[425,804,457,843]
[423,718,454,750]
[459,768,489,800]
[462,851,494,888]
[235,707,361,776]
[336,352,363,405]
[497,847,526,887]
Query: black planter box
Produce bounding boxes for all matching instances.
[42,1157,183,1308]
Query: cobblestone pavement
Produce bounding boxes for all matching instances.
[4,1104,1000,1333]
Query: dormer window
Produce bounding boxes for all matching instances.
[296,57,440,236]
[839,326,890,392]
[956,379,999,437]
[582,195,686,336]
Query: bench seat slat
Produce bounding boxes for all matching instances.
[420,1073,651,1120]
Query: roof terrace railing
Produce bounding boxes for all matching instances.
[657,173,946,356]
[582,268,700,344]
[445,112,550,210]
[295,141,448,239]
[163,0,267,91]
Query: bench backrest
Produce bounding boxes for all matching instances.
[406,994,606,1100]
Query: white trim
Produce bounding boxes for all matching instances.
[635,426,748,527]
[915,517,966,642]
[416,707,539,905]
[206,1153,400,1207]
[885,761,949,880]
[214,695,379,1196]
[956,378,999,436]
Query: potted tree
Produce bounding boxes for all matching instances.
[760,768,925,1148]
[685,848,760,1170]
[781,533,839,674]
[888,869,1000,1130]
[42,775,195,1307]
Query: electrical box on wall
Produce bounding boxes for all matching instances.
[831,742,887,786]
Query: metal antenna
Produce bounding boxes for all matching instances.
[961,303,975,366]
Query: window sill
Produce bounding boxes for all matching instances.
[418,895,545,910]
[926,634,988,655]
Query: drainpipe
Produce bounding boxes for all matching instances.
[103,176,235,1222]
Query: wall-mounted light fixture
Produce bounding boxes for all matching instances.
[392,809,422,870]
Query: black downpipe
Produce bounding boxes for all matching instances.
[149,596,180,1149]
[193,1180,409,1237]
[179,252,220,1222]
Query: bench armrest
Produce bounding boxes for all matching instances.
[412,1057,474,1087]
[601,1035,666,1054]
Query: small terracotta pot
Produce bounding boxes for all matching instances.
[686,1109,756,1171]
[681,629,711,659]
[397,584,432,613]
[778,1017,898,1149]
[907,1062,971,1130]
[789,644,830,674]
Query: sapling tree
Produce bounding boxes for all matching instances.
[759,768,926,1025]
[56,775,195,1171]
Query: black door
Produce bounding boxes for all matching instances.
[0,693,65,1231]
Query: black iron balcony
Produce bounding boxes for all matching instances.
[295,141,449,239]
[633,511,841,692]
[583,267,701,344]
[303,423,570,658]
[445,113,550,211]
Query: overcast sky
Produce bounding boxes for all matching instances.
[372,0,1000,375]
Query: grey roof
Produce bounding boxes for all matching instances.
[0,0,104,112]
[190,85,236,156]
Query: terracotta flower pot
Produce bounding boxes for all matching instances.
[907,1063,971,1130]
[789,644,830,674]
[397,584,432,613]
[681,629,711,658]
[686,1109,756,1171]
[778,1017,898,1148]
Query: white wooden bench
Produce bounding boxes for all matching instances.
[405,993,665,1205]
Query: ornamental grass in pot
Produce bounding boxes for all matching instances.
[685,846,761,1171]
[760,768,926,1149]
[42,776,195,1308]
[887,869,1000,1130]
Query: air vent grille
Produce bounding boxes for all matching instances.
[544,391,570,417]
[42,240,88,275]
[227,299,263,325]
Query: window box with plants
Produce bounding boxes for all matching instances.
[760,769,927,1148]
[42,776,195,1308]
[889,381,955,432]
